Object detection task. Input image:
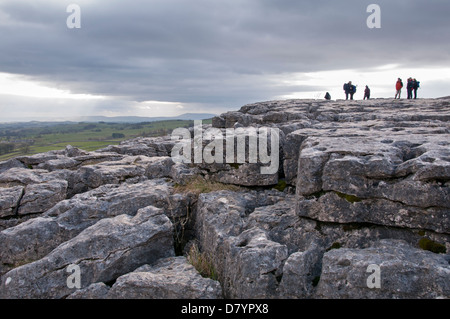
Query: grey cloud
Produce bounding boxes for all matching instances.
[0,0,449,119]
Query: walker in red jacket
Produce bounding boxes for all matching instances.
[395,78,403,99]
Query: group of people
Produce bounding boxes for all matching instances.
[324,78,421,101]
[395,78,420,99]
[336,81,371,100]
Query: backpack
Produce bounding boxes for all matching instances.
[416,81,420,88]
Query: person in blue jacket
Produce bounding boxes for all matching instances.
[407,78,414,99]
[412,79,420,99]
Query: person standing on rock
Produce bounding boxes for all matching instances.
[364,85,370,100]
[407,77,414,99]
[343,81,356,100]
[412,79,420,99]
[395,78,403,99]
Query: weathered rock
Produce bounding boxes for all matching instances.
[0,97,449,299]
[105,257,222,299]
[209,163,278,186]
[0,206,174,299]
[67,156,173,196]
[0,179,190,275]
[222,227,288,298]
[194,190,292,298]
[295,135,450,234]
[315,239,450,299]
[66,282,110,299]
[0,186,23,218]
[174,124,281,186]
[193,188,450,298]
[0,217,67,274]
[18,180,68,216]
[98,136,174,157]
[169,163,201,185]
[0,158,25,174]
[0,167,50,187]
[278,242,324,298]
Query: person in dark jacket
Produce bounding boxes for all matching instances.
[344,81,356,100]
[406,78,413,99]
[364,85,370,100]
[412,79,420,99]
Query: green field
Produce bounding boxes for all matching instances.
[0,119,212,161]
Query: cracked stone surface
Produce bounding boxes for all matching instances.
[0,98,448,298]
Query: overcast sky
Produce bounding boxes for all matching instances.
[1,0,449,121]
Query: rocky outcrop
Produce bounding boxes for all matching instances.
[316,239,450,299]
[1,206,174,299]
[0,179,190,274]
[0,98,449,299]
[100,257,222,299]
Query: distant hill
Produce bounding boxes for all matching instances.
[73,113,217,123]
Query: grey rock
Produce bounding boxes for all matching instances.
[0,186,24,218]
[15,151,63,168]
[1,97,449,299]
[169,163,201,185]
[66,282,110,299]
[18,180,68,216]
[0,216,64,275]
[315,239,450,299]
[222,227,288,298]
[0,167,49,187]
[0,179,190,275]
[106,257,222,299]
[64,145,89,158]
[0,158,26,174]
[297,192,450,234]
[279,242,324,298]
[194,190,291,298]
[0,206,174,299]
[295,135,450,234]
[67,156,173,196]
[209,163,278,186]
[37,157,80,171]
[97,136,174,157]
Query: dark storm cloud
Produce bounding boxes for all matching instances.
[0,0,449,115]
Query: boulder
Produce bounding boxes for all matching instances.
[0,186,23,218]
[0,206,174,299]
[315,239,450,299]
[105,257,222,299]
[18,180,68,216]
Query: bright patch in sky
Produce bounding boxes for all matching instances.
[0,72,105,100]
